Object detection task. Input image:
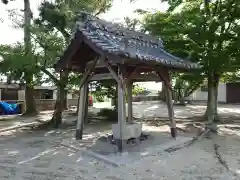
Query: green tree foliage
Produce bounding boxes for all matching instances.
[32,0,113,127]
[1,0,38,115]
[1,0,113,123]
[143,0,240,122]
[35,0,112,41]
[124,17,140,30]
[0,43,39,84]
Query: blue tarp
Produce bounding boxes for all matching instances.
[0,101,20,115]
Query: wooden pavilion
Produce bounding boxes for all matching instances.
[55,12,199,151]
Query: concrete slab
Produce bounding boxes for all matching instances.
[112,123,142,140]
[61,132,193,167]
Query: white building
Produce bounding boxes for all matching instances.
[139,82,240,104]
[188,82,240,104]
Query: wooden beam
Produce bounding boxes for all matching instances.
[86,59,117,69]
[88,73,162,82]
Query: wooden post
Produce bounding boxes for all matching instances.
[76,82,88,140]
[84,85,89,122]
[127,81,133,123]
[117,66,126,152]
[164,74,177,138]
[156,69,176,138]
[75,58,97,140]
[101,59,127,152]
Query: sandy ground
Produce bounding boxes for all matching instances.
[1,101,240,129]
[0,101,240,179]
[0,128,239,180]
[92,101,240,119]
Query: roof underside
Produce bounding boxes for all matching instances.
[55,12,199,72]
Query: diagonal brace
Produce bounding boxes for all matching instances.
[79,58,98,89]
[100,58,122,84]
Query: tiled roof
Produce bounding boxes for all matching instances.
[71,12,199,70]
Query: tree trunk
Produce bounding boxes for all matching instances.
[76,95,80,115]
[178,89,186,105]
[205,73,219,123]
[63,90,68,110]
[113,83,118,110]
[7,75,12,84]
[213,73,219,122]
[24,73,37,115]
[51,71,68,128]
[84,86,89,122]
[76,86,89,119]
[160,83,167,101]
[76,84,89,121]
[23,0,36,115]
[51,85,64,128]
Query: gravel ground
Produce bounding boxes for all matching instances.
[0,102,240,179]
[0,128,239,180]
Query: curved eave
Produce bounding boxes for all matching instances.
[79,28,200,71]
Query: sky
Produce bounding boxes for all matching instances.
[0,0,168,45]
[0,0,168,90]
